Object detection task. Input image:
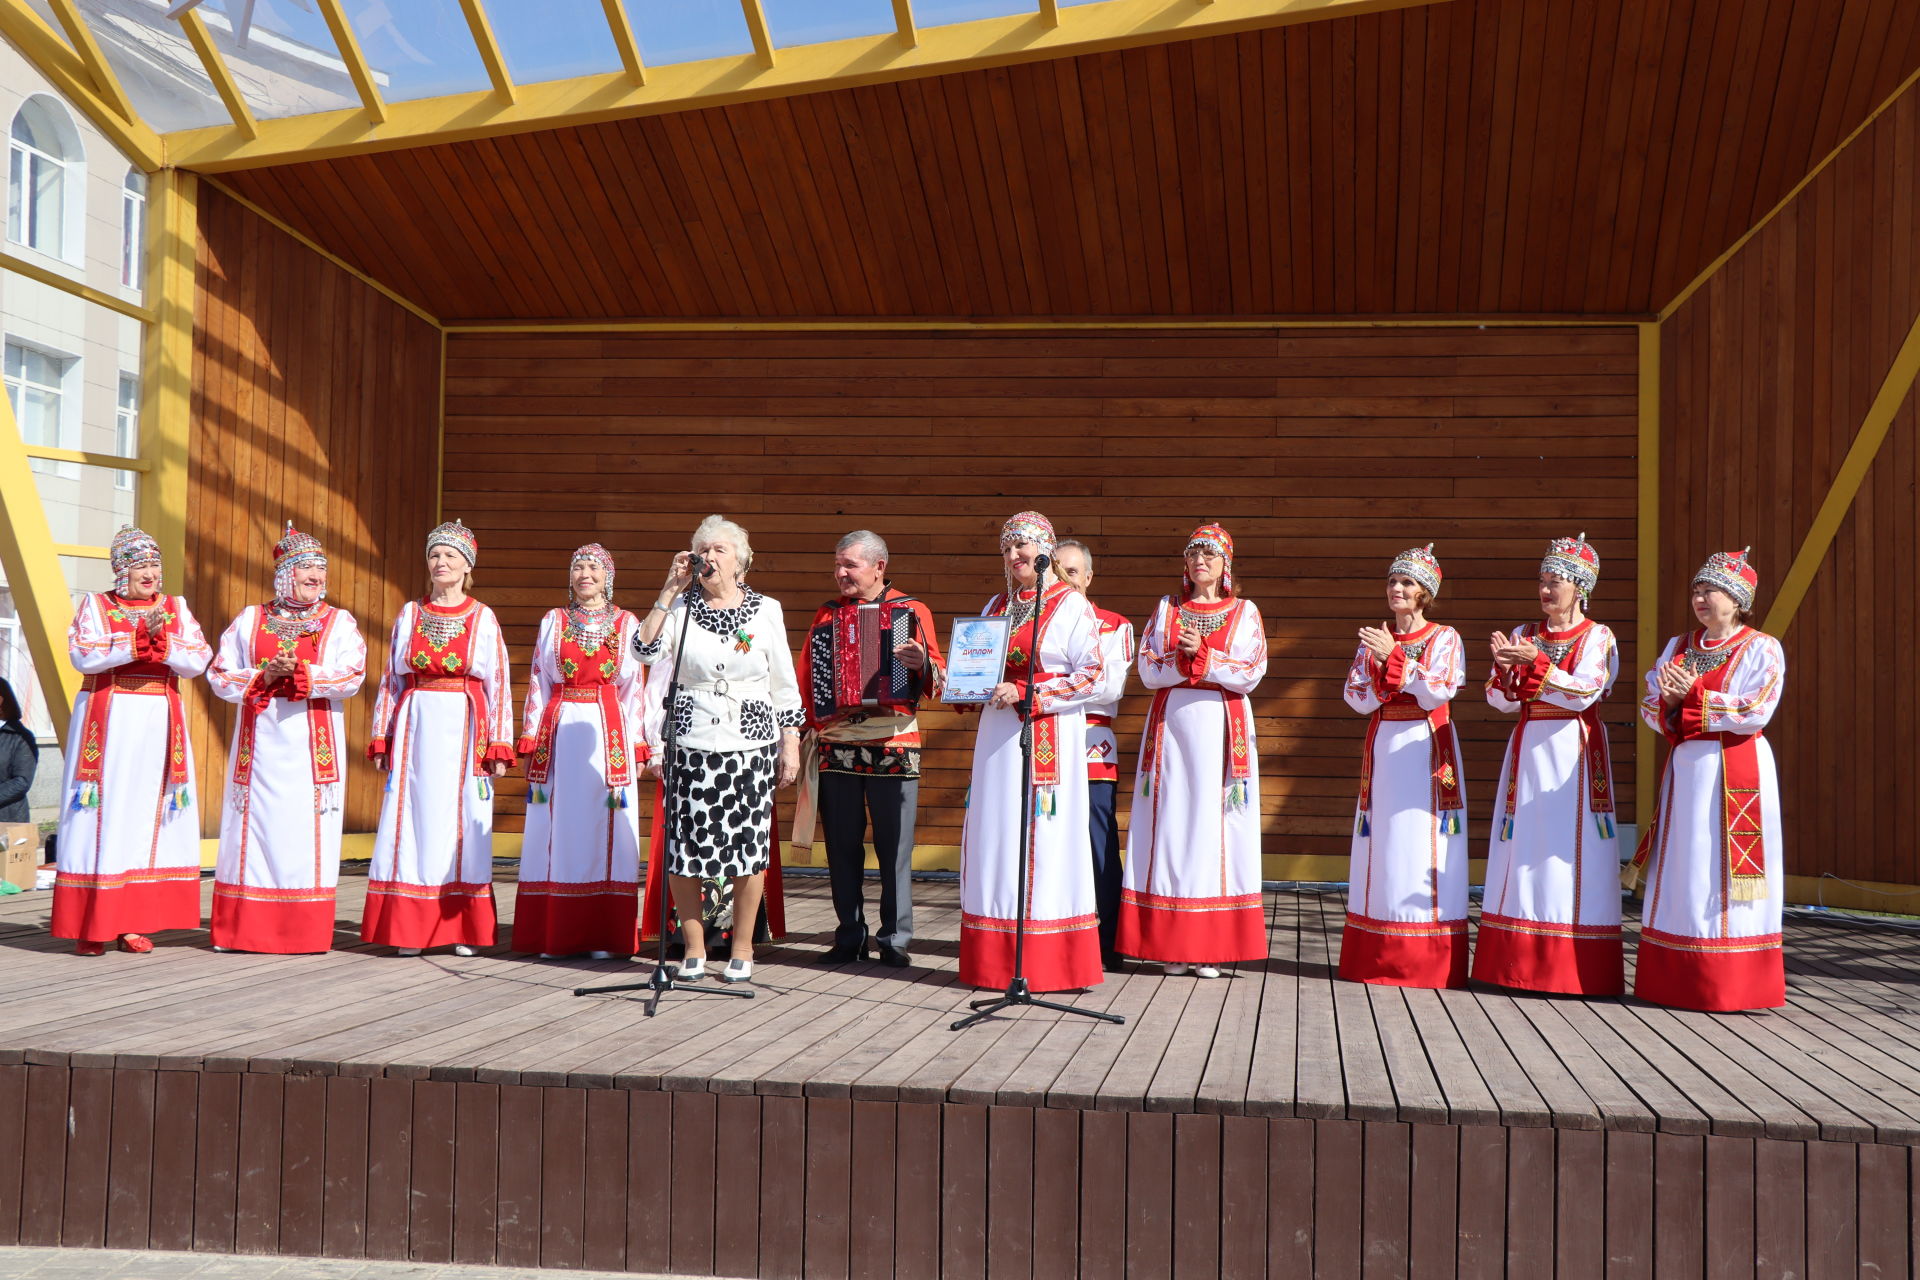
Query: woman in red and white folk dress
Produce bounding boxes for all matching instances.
[1473,533,1623,995]
[207,523,367,953]
[1625,549,1787,1012]
[363,520,515,956]
[957,511,1106,993]
[512,544,647,959]
[51,525,213,955]
[1339,544,1471,989]
[1118,523,1269,977]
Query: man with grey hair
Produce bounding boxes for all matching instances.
[1054,538,1134,970]
[794,530,945,966]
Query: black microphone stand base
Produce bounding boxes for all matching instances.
[951,976,1126,1031]
[573,963,755,1016]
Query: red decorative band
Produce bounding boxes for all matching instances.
[1638,926,1782,955]
[960,910,1101,936]
[1477,912,1622,940]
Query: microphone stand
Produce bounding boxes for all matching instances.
[953,558,1125,1032]
[576,564,753,1015]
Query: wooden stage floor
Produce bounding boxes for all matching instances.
[3,873,1919,1277]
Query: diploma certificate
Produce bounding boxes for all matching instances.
[942,615,1013,705]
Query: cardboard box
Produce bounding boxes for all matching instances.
[1,823,39,891]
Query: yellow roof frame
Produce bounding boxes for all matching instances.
[148,0,1447,174]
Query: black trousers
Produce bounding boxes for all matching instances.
[1088,779,1122,956]
[819,770,918,950]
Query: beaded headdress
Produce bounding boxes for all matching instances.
[426,518,477,568]
[1183,522,1236,599]
[109,524,162,594]
[571,542,615,598]
[1387,543,1442,599]
[1540,531,1599,602]
[999,510,1056,553]
[1692,547,1757,611]
[272,521,327,606]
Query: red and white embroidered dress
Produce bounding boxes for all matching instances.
[1339,623,1471,989]
[51,592,212,942]
[512,606,648,955]
[207,603,367,952]
[1631,628,1786,1011]
[958,581,1106,991]
[361,598,515,949]
[1118,595,1268,962]
[1473,619,1623,995]
[1082,605,1134,784]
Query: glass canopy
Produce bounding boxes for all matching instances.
[34,0,1060,133]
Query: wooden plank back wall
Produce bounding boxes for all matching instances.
[184,186,442,838]
[1661,83,1920,888]
[444,325,1640,864]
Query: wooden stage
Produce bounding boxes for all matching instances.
[1,874,1917,1278]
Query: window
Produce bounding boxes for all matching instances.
[121,171,147,289]
[3,340,73,475]
[7,97,84,264]
[116,373,139,489]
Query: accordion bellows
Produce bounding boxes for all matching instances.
[807,596,929,721]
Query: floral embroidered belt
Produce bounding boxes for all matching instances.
[84,672,175,694]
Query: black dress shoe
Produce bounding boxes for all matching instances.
[1102,951,1128,973]
[816,941,868,965]
[877,945,911,969]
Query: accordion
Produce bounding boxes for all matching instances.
[806,596,931,722]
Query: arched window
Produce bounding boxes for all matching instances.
[7,96,85,264]
[121,169,147,288]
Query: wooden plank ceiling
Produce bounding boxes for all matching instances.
[214,0,1920,322]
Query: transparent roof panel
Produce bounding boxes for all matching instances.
[630,0,754,68]
[763,0,895,49]
[342,0,491,103]
[913,0,1038,26]
[482,0,624,86]
[77,0,232,132]
[187,0,362,122]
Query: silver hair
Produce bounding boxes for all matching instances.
[1053,538,1093,573]
[691,514,754,576]
[834,530,889,564]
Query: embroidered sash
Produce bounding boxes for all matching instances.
[232,606,341,792]
[74,594,189,809]
[1496,702,1616,840]
[997,585,1074,794]
[1623,631,1768,900]
[523,622,632,796]
[1357,698,1464,836]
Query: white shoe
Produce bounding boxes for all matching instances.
[452,944,477,957]
[588,951,613,960]
[211,945,233,953]
[1164,963,1189,977]
[1194,965,1222,979]
[396,948,422,957]
[721,957,754,984]
[676,956,707,981]
[538,953,561,960]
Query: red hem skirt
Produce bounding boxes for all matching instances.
[359,881,497,949]
[210,888,337,953]
[510,884,640,956]
[1633,927,1784,1011]
[1470,913,1625,996]
[50,878,202,942]
[1337,912,1469,990]
[1114,891,1267,963]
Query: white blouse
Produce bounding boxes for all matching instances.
[636,587,803,755]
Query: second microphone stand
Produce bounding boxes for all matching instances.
[953,562,1125,1032]
[576,567,753,1016]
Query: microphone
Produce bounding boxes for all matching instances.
[1033,553,1052,572]
[688,552,712,579]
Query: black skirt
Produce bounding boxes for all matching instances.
[664,743,776,879]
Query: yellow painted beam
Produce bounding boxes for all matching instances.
[52,543,108,559]
[0,0,163,170]
[891,0,916,47]
[24,446,150,472]
[166,0,1448,172]
[1636,322,1659,830]
[456,0,516,103]
[138,170,197,580]
[312,0,387,124]
[600,0,646,84]
[43,0,137,123]
[0,249,156,323]
[740,0,776,68]
[447,315,1635,334]
[0,393,80,742]
[1763,307,1920,635]
[1039,0,1061,29]
[177,10,259,139]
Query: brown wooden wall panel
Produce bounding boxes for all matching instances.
[1,1063,1912,1278]
[185,184,442,838]
[1660,80,1920,888]
[444,324,1640,861]
[217,0,1920,323]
